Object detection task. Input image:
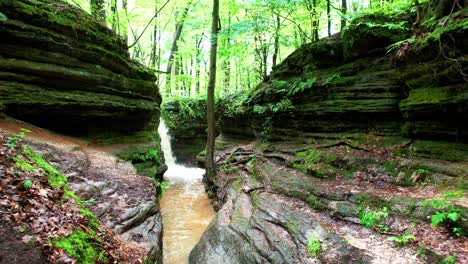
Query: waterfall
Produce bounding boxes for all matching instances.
[158,119,205,183]
[158,119,215,264]
[158,119,176,166]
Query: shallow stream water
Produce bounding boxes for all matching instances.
[158,120,214,264]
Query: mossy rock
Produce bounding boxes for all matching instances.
[342,11,412,60]
[116,143,162,178]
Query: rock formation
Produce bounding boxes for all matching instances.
[191,2,467,263]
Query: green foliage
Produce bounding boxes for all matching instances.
[441,255,457,264]
[413,10,468,51]
[53,230,106,264]
[422,199,464,236]
[153,179,170,198]
[253,104,266,114]
[268,98,294,113]
[23,179,33,188]
[161,96,207,130]
[443,191,464,199]
[21,146,67,189]
[260,117,273,143]
[307,233,321,257]
[0,11,7,23]
[388,232,416,247]
[288,78,316,96]
[358,206,388,231]
[6,128,31,148]
[294,149,337,177]
[131,149,160,163]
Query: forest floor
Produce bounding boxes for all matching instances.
[0,116,158,263]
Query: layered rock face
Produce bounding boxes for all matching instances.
[161,98,208,163]
[218,10,467,143]
[0,0,165,262]
[192,2,467,263]
[0,0,161,137]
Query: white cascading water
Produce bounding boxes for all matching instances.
[158,119,214,264]
[158,119,205,183]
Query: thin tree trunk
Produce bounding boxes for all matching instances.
[327,0,331,37]
[222,13,231,93]
[206,0,219,179]
[166,0,193,96]
[312,0,319,42]
[272,15,280,68]
[122,0,128,45]
[110,0,117,30]
[151,0,159,69]
[90,0,106,21]
[195,34,203,94]
[341,0,347,31]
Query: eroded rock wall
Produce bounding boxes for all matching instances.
[0,0,161,138]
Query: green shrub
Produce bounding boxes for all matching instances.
[307,233,321,257]
[359,206,388,231]
[422,199,464,236]
[388,232,416,247]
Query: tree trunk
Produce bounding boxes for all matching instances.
[195,34,203,94]
[341,0,347,31]
[272,15,280,68]
[150,0,159,69]
[110,0,118,30]
[166,0,193,96]
[327,0,331,37]
[90,0,106,21]
[206,0,219,179]
[312,0,319,42]
[222,13,232,93]
[122,0,128,45]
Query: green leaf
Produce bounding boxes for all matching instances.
[0,12,7,23]
[431,212,446,226]
[446,211,460,222]
[23,180,33,189]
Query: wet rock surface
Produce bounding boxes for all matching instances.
[191,139,467,263]
[29,141,164,263]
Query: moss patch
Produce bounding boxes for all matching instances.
[53,230,107,264]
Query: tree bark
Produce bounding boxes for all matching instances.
[341,0,347,31]
[206,0,220,179]
[272,15,280,68]
[90,0,106,21]
[150,0,159,69]
[110,0,118,30]
[327,0,331,37]
[195,34,203,94]
[122,0,128,45]
[166,0,193,96]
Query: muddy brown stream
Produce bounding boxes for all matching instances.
[158,120,214,264]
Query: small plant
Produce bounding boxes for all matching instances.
[288,78,316,96]
[131,149,160,163]
[23,179,33,189]
[359,206,388,231]
[260,117,272,143]
[6,128,31,148]
[443,190,464,199]
[388,232,416,247]
[422,199,464,236]
[415,243,427,258]
[307,233,321,257]
[441,255,457,264]
[153,179,170,198]
[253,104,266,114]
